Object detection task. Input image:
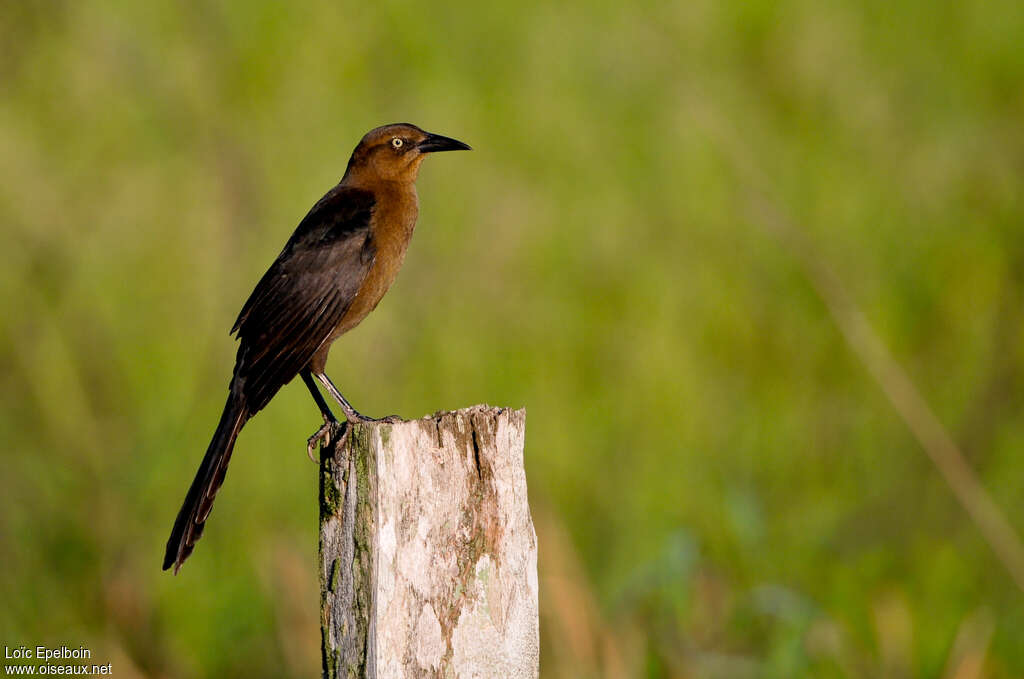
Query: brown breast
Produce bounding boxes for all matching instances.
[330,181,419,341]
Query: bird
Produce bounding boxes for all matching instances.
[163,123,470,574]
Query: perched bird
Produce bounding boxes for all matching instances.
[163,123,470,573]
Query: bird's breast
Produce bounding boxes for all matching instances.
[332,184,419,338]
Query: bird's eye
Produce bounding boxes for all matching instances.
[391,137,404,149]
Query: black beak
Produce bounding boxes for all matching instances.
[418,132,471,153]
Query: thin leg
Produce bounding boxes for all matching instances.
[314,372,368,422]
[314,372,403,424]
[301,369,338,423]
[301,369,339,462]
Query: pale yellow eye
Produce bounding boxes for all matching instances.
[391,137,403,149]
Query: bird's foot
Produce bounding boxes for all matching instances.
[339,402,402,425]
[347,413,403,425]
[306,422,334,463]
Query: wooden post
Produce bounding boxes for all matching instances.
[319,406,538,678]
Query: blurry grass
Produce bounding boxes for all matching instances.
[2,0,1024,677]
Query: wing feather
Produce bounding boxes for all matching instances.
[230,185,376,412]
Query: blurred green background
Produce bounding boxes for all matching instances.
[2,0,1023,677]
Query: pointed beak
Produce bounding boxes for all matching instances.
[417,132,472,153]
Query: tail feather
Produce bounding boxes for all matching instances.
[163,393,248,574]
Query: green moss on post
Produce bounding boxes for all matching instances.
[319,421,376,679]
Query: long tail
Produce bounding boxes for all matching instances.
[163,392,249,574]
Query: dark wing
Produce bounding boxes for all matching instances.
[229,185,376,413]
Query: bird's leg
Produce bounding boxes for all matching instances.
[314,371,369,421]
[314,372,403,424]
[301,370,341,462]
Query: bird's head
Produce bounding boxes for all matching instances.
[342,123,470,185]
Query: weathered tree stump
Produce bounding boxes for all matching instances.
[319,405,538,678]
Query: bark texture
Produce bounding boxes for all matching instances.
[320,406,538,679]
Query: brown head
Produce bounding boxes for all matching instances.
[341,123,471,186]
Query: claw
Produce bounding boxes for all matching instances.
[307,422,333,463]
